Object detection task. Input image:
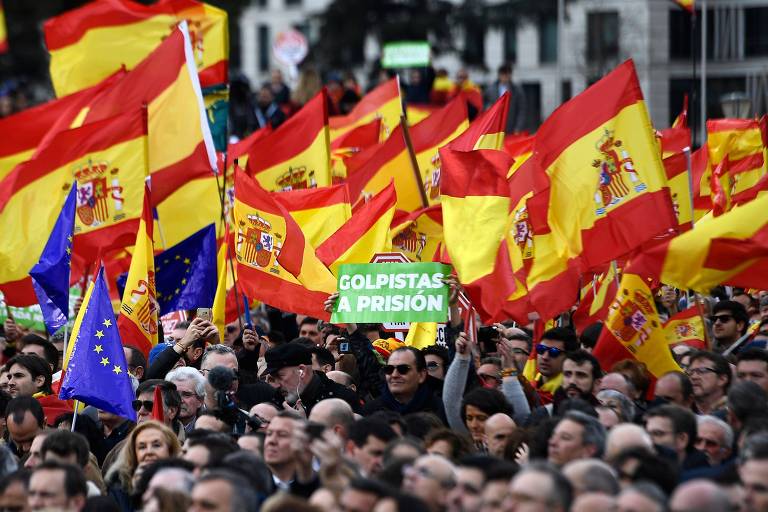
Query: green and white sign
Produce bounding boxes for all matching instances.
[331,262,450,323]
[382,41,430,69]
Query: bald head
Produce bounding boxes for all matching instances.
[563,458,619,496]
[571,492,616,512]
[600,372,632,396]
[484,413,516,457]
[326,370,355,389]
[308,398,354,440]
[670,479,732,512]
[604,423,654,463]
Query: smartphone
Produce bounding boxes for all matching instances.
[338,340,350,353]
[197,308,212,322]
[306,421,326,440]
[477,326,498,353]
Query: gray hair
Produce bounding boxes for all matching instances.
[519,461,573,510]
[597,389,637,422]
[152,467,195,494]
[563,410,607,458]
[200,345,237,370]
[165,367,207,398]
[563,458,619,496]
[622,482,668,512]
[740,432,768,465]
[697,415,734,449]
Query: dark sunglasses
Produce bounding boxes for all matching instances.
[132,400,154,412]
[711,314,734,324]
[426,361,442,370]
[535,344,564,358]
[478,373,502,384]
[382,364,413,376]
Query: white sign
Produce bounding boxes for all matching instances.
[273,30,308,66]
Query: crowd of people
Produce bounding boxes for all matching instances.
[0,283,766,512]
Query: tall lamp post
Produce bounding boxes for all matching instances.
[720,92,752,119]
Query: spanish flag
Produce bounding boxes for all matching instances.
[273,184,352,248]
[346,96,467,211]
[0,72,123,181]
[77,23,218,207]
[0,1,8,54]
[627,192,768,292]
[503,133,534,177]
[316,182,397,276]
[329,78,402,142]
[331,118,382,181]
[117,184,158,357]
[593,273,682,383]
[448,92,509,151]
[664,306,707,350]
[212,228,239,343]
[154,175,222,250]
[440,147,519,322]
[245,89,332,192]
[527,60,677,272]
[233,169,336,320]
[391,205,443,263]
[404,322,438,350]
[0,109,148,307]
[663,151,694,232]
[690,145,712,220]
[572,266,619,333]
[45,0,228,97]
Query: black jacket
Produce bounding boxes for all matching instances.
[346,329,384,399]
[236,381,280,410]
[298,371,362,415]
[362,382,447,424]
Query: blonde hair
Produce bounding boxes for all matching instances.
[106,421,180,493]
[291,68,322,106]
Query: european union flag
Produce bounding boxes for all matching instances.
[154,224,217,315]
[60,266,136,421]
[30,182,76,335]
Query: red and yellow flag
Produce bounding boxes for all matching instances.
[45,0,228,97]
[329,78,402,142]
[663,151,694,232]
[391,205,443,263]
[628,193,768,292]
[0,109,148,306]
[316,182,397,276]
[273,184,351,248]
[593,273,682,383]
[0,1,8,54]
[0,73,124,181]
[672,0,695,12]
[331,118,382,181]
[440,147,519,322]
[503,133,534,176]
[572,267,619,333]
[527,60,677,272]
[448,92,509,152]
[233,169,336,320]
[118,184,158,357]
[212,228,240,343]
[664,306,707,350]
[245,89,332,192]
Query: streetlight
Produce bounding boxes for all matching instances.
[720,91,752,119]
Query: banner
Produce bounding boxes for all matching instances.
[331,262,450,323]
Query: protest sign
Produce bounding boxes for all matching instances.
[331,262,450,323]
[382,41,430,68]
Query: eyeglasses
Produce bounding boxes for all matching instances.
[132,400,154,412]
[711,314,734,324]
[478,373,502,385]
[696,437,721,449]
[535,344,564,358]
[382,364,413,376]
[426,361,442,371]
[686,367,718,377]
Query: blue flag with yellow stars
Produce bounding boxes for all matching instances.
[29,182,76,335]
[154,223,217,315]
[60,265,136,421]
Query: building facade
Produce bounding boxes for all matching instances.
[240,0,768,133]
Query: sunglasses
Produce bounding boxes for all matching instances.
[711,314,734,324]
[535,344,564,358]
[382,364,413,376]
[132,400,154,412]
[478,373,502,384]
[426,361,442,370]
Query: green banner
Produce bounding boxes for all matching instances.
[382,41,430,69]
[331,262,450,323]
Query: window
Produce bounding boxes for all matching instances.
[258,24,270,72]
[561,80,572,102]
[463,23,486,65]
[587,11,619,63]
[745,7,768,56]
[503,26,517,64]
[521,82,542,131]
[285,0,301,6]
[539,16,558,64]
[669,9,694,59]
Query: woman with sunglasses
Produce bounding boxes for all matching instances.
[443,331,530,451]
[105,421,181,511]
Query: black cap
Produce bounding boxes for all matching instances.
[264,343,312,375]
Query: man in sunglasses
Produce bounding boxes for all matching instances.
[361,347,447,424]
[531,328,579,405]
[710,300,749,352]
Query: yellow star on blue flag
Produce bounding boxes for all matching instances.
[59,266,136,421]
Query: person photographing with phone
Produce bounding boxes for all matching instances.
[263,343,361,416]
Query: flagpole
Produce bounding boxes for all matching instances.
[689,8,698,145]
[70,401,80,432]
[699,0,708,145]
[684,146,695,224]
[399,115,429,208]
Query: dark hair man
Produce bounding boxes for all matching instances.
[5,355,52,398]
[547,411,606,467]
[6,397,45,458]
[687,351,731,416]
[645,404,708,471]
[345,418,397,478]
[739,433,768,512]
[298,317,321,346]
[532,328,579,405]
[710,300,749,351]
[20,337,59,373]
[736,348,768,394]
[28,461,87,511]
[558,350,602,405]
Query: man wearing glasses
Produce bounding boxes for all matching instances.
[686,351,731,417]
[531,328,579,405]
[710,300,749,352]
[362,347,447,424]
